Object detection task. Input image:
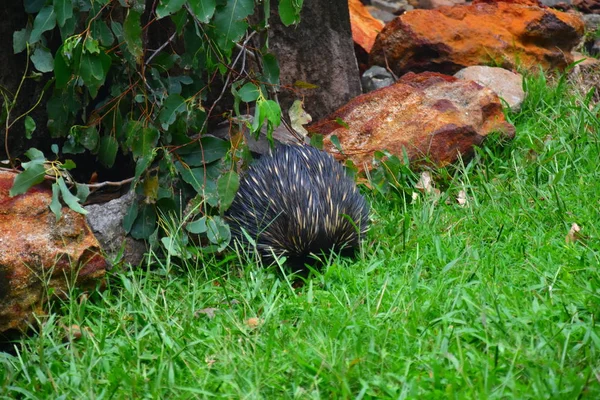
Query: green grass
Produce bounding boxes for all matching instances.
[1,74,600,398]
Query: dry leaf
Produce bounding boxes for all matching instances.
[457,190,468,207]
[195,307,219,319]
[245,317,262,328]
[289,100,312,138]
[415,171,441,197]
[63,324,83,343]
[565,223,582,244]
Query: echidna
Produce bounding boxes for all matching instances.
[226,144,369,268]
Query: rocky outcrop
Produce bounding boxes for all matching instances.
[573,0,600,14]
[0,171,106,332]
[370,0,585,76]
[307,72,515,170]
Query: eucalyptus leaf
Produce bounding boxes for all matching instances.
[29,6,57,44]
[24,116,36,139]
[188,0,216,23]
[31,47,54,73]
[217,171,239,211]
[57,177,88,215]
[50,183,62,221]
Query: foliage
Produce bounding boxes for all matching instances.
[9,0,302,252]
[1,74,599,397]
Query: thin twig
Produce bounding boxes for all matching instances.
[145,32,177,65]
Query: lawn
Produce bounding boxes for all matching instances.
[1,73,599,399]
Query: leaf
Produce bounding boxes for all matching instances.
[123,9,143,61]
[123,201,139,233]
[54,48,71,89]
[25,147,46,162]
[130,204,157,240]
[24,0,45,14]
[159,94,186,129]
[13,29,30,54]
[79,53,105,85]
[57,177,88,215]
[260,99,281,128]
[126,122,160,160]
[179,137,229,166]
[188,0,216,23]
[238,82,260,102]
[206,216,231,251]
[31,47,54,73]
[98,135,118,168]
[186,217,208,234]
[54,0,73,27]
[75,183,90,203]
[262,53,280,86]
[29,6,57,44]
[156,0,186,18]
[49,183,62,220]
[9,163,46,197]
[278,0,303,26]
[135,152,156,180]
[212,0,254,52]
[79,126,99,151]
[289,100,311,138]
[24,116,36,139]
[566,223,583,244]
[91,20,114,47]
[217,171,239,211]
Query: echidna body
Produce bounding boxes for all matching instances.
[226,145,369,268]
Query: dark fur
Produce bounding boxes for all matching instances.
[226,145,369,268]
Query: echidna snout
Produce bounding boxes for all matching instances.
[226,144,369,267]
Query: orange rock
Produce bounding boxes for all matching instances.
[0,171,106,332]
[307,72,515,170]
[370,0,585,76]
[349,0,384,53]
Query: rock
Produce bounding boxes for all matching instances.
[267,0,362,122]
[370,0,585,76]
[569,52,600,102]
[85,190,147,268]
[307,72,515,170]
[349,0,385,53]
[454,66,525,112]
[573,0,600,14]
[539,0,572,6]
[0,171,106,332]
[582,14,600,31]
[361,66,396,92]
[372,0,413,13]
[419,0,466,9]
[366,6,398,22]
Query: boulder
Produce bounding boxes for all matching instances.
[307,72,515,170]
[573,0,600,14]
[362,66,396,92]
[0,170,106,332]
[419,0,467,9]
[370,0,585,76]
[454,66,526,112]
[349,0,385,53]
[85,190,147,268]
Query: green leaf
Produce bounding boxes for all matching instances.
[262,53,280,86]
[279,0,303,27]
[126,121,160,160]
[186,216,208,234]
[130,204,157,240]
[24,147,46,162]
[57,177,88,215]
[75,183,90,204]
[24,0,45,13]
[31,47,54,73]
[212,0,254,52]
[156,0,186,18]
[9,163,46,197]
[29,6,57,44]
[91,20,114,47]
[188,0,216,23]
[54,48,71,89]
[79,126,100,151]
[123,201,139,233]
[50,183,62,220]
[206,216,231,251]
[79,52,105,84]
[261,99,281,127]
[24,116,36,139]
[61,159,76,170]
[159,94,186,130]
[217,171,239,211]
[135,152,156,180]
[238,82,260,102]
[178,137,229,166]
[123,9,143,61]
[13,29,30,54]
[98,135,118,168]
[54,0,73,27]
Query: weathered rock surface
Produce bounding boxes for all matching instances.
[0,171,106,332]
[308,72,515,170]
[370,0,585,76]
[419,0,466,9]
[85,190,147,268]
[350,0,385,53]
[573,0,600,14]
[454,66,526,112]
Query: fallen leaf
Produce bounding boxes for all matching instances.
[63,324,83,343]
[565,223,583,244]
[457,190,468,207]
[246,317,262,328]
[195,307,219,319]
